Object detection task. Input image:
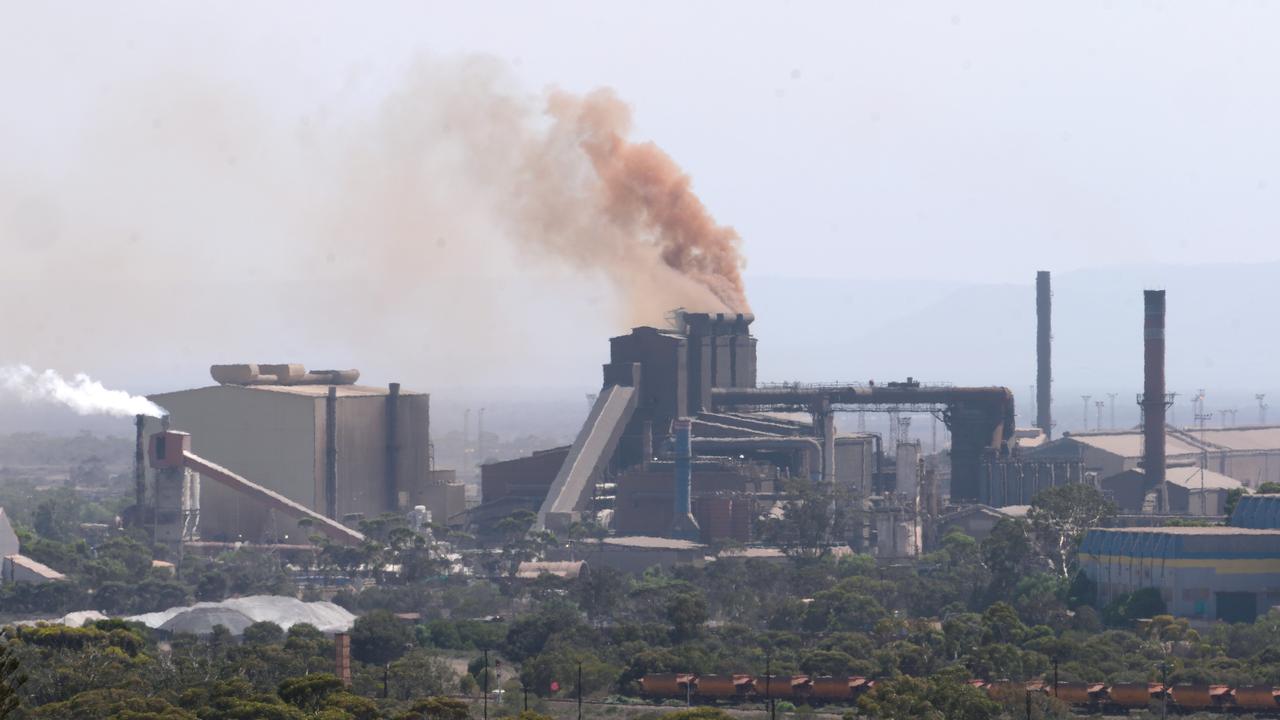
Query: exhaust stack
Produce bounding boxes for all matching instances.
[1143,290,1167,488]
[1036,271,1052,439]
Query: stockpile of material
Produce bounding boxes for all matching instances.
[128,595,355,635]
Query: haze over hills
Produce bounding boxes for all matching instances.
[753,262,1280,432]
[5,262,1278,439]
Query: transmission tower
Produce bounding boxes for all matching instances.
[1258,394,1269,425]
[1107,392,1118,429]
[1095,401,1106,432]
[1081,395,1092,431]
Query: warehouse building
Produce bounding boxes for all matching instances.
[1028,427,1280,491]
[1101,465,1242,516]
[143,364,464,543]
[1078,527,1280,623]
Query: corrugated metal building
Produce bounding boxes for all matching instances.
[144,379,460,542]
[1231,494,1280,528]
[1079,527,1280,622]
[1102,466,1242,515]
[1029,427,1280,490]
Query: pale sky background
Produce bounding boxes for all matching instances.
[6,2,1280,280]
[3,1,1280,435]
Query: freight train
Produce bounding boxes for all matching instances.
[638,674,1280,715]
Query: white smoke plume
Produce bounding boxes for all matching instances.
[0,365,167,418]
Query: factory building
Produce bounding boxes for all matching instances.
[473,447,570,530]
[143,364,463,543]
[518,311,1013,551]
[1079,527,1280,623]
[611,459,773,543]
[1101,465,1242,516]
[0,508,65,584]
[1027,427,1280,491]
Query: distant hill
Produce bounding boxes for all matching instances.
[748,263,1280,431]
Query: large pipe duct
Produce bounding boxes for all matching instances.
[671,418,700,540]
[710,384,1014,501]
[1143,290,1167,489]
[690,436,823,481]
[1036,271,1052,439]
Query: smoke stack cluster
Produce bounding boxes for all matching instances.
[1143,290,1166,487]
[1036,271,1052,439]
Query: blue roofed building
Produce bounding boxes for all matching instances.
[1078,526,1280,623]
[1230,494,1280,529]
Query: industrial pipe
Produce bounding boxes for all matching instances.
[690,436,823,481]
[671,419,700,540]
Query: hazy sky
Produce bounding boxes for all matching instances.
[5,1,1280,284]
[4,1,1280,431]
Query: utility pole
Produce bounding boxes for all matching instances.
[577,661,583,720]
[483,649,489,720]
[765,651,775,720]
[1258,394,1269,425]
[1107,393,1118,429]
[1081,395,1092,431]
[1160,661,1169,720]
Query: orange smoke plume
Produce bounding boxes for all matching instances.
[548,89,749,313]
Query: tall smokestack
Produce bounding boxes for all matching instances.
[1036,271,1052,439]
[334,632,352,686]
[1143,290,1167,489]
[134,414,146,516]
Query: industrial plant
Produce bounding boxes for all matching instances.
[87,272,1280,627]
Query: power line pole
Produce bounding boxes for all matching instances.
[1081,395,1092,431]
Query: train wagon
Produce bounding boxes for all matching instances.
[1232,685,1280,712]
[807,676,857,704]
[638,673,694,699]
[1049,682,1106,707]
[1105,682,1165,712]
[693,675,750,702]
[637,673,1280,716]
[1166,684,1232,711]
